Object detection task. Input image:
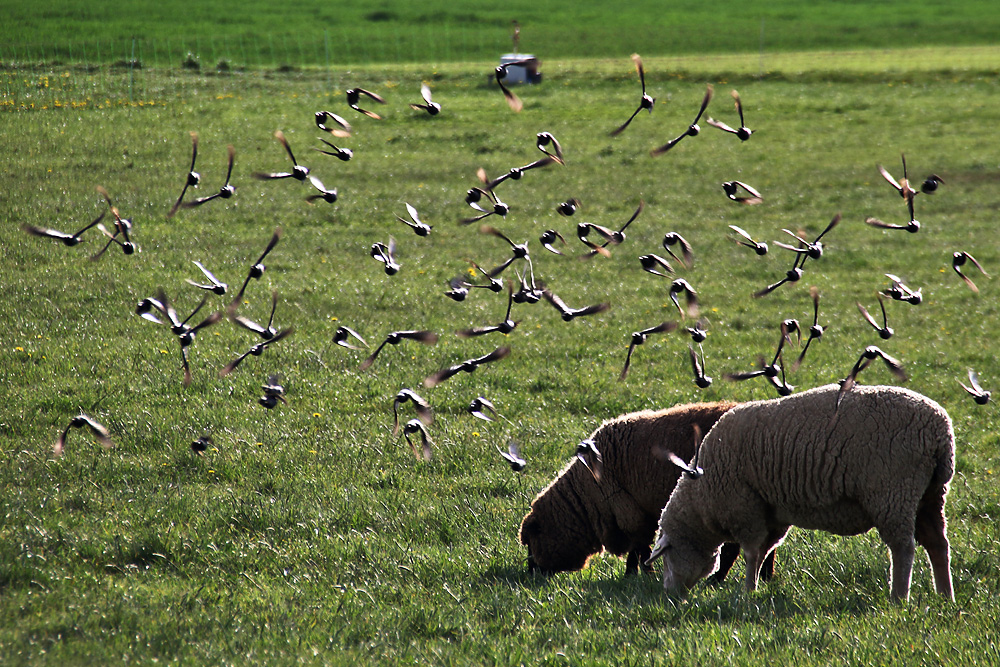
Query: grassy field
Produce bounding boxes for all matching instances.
[3,0,1000,67]
[3,47,1000,665]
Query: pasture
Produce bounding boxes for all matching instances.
[4,0,1000,67]
[3,42,1000,666]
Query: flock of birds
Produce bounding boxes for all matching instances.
[23,51,992,474]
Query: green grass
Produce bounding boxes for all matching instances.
[3,0,1000,67]
[2,47,1000,665]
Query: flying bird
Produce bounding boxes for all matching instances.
[461,187,509,224]
[662,232,694,269]
[857,294,894,340]
[314,110,352,137]
[535,132,564,164]
[254,130,310,182]
[410,83,441,115]
[479,225,530,277]
[610,53,655,136]
[541,288,610,322]
[185,260,228,295]
[620,321,678,380]
[167,131,201,217]
[495,60,534,112]
[952,251,988,294]
[457,284,519,337]
[959,369,991,405]
[722,180,763,205]
[497,440,526,472]
[791,286,826,371]
[685,319,709,344]
[466,260,505,293]
[836,345,907,409]
[881,273,922,305]
[232,228,282,305]
[870,155,920,231]
[753,249,806,298]
[773,214,840,264]
[166,296,223,386]
[921,174,944,194]
[706,90,752,141]
[346,87,387,119]
[639,254,675,278]
[22,209,106,247]
[370,237,401,275]
[182,144,236,208]
[312,138,353,162]
[392,388,433,437]
[259,374,288,409]
[135,296,167,324]
[577,200,644,258]
[305,175,338,204]
[469,396,500,422]
[53,413,113,458]
[191,434,213,455]
[539,229,567,255]
[556,198,580,217]
[230,290,281,341]
[669,279,699,319]
[688,343,713,388]
[479,156,557,191]
[91,186,137,259]
[331,325,368,350]
[219,327,294,377]
[650,84,713,156]
[864,215,920,233]
[402,419,433,462]
[511,266,542,304]
[445,276,472,302]
[397,203,432,237]
[729,225,768,255]
[663,424,704,479]
[423,346,511,388]
[360,330,438,371]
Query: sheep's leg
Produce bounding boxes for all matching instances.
[744,527,788,591]
[885,536,916,604]
[759,549,776,583]
[624,546,654,577]
[708,543,741,585]
[915,491,954,600]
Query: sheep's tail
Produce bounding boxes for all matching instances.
[931,420,956,491]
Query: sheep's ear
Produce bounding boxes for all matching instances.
[519,516,539,544]
[666,451,703,479]
[646,532,670,565]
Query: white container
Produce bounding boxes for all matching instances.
[499,54,541,84]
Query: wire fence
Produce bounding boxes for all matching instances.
[0,29,520,111]
[4,28,999,113]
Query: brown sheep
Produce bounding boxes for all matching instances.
[519,401,776,579]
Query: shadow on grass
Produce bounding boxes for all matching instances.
[475,559,888,623]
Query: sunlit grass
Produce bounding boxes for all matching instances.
[2,47,999,664]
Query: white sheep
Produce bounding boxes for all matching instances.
[647,384,955,603]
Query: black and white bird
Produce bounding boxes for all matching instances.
[53,413,113,458]
[410,83,441,115]
[610,53,655,136]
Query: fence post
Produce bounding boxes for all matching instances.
[129,37,136,103]
[324,30,331,88]
[758,19,765,79]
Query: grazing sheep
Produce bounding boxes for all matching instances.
[648,384,955,603]
[519,401,776,580]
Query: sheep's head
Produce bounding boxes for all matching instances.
[519,497,601,574]
[646,531,720,596]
